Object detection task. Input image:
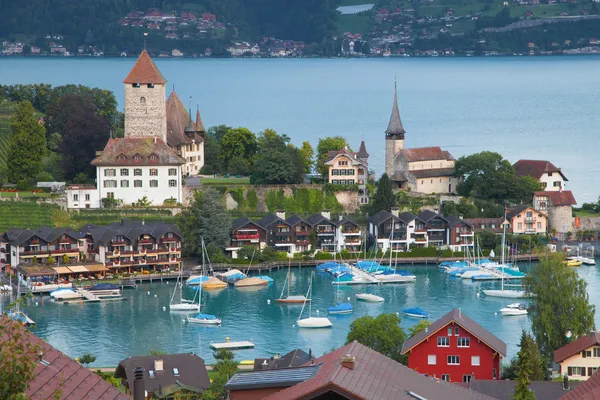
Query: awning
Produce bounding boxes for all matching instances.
[17,265,57,277]
[52,267,72,274]
[67,266,89,273]
[85,265,108,273]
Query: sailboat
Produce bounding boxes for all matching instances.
[235,249,269,288]
[327,273,353,314]
[187,287,221,325]
[169,263,200,312]
[482,212,527,299]
[276,259,310,304]
[297,280,332,328]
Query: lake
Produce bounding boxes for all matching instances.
[1,56,599,202]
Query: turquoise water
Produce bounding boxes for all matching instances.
[1,57,600,201]
[3,262,595,367]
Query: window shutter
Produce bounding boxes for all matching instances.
[583,367,587,376]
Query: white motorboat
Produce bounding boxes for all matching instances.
[500,303,528,316]
[50,288,83,301]
[187,313,221,325]
[374,273,416,283]
[482,289,527,298]
[297,280,332,328]
[355,293,384,302]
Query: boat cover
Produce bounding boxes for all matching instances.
[327,303,353,313]
[192,313,218,320]
[403,307,430,317]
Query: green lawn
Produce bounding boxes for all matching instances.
[200,177,250,185]
[575,210,600,218]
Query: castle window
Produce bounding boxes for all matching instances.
[121,180,129,188]
[132,83,140,88]
[134,180,142,188]
[168,168,177,176]
[104,169,116,177]
[140,97,146,104]
[117,153,127,161]
[103,180,117,188]
[147,83,155,88]
[120,168,129,176]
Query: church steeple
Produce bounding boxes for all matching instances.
[385,80,406,139]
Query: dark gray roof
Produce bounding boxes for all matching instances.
[418,210,440,222]
[259,214,288,229]
[285,215,304,227]
[507,204,531,220]
[368,210,396,226]
[385,83,406,137]
[115,353,210,395]
[85,221,181,246]
[444,214,473,227]
[398,212,417,224]
[462,379,579,400]
[357,140,369,158]
[4,227,81,247]
[337,217,359,227]
[402,309,506,356]
[232,216,264,231]
[254,349,313,371]
[225,364,321,391]
[305,214,336,227]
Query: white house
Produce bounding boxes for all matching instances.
[513,159,568,191]
[368,209,428,253]
[66,184,101,209]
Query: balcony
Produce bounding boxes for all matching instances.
[168,247,182,253]
[296,240,310,245]
[342,230,361,236]
[234,233,260,240]
[295,230,310,236]
[111,240,127,246]
[414,238,428,243]
[138,239,154,245]
[160,237,179,243]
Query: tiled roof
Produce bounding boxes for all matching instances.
[401,309,507,356]
[400,146,455,162]
[385,83,406,136]
[506,204,543,220]
[462,379,578,400]
[324,147,368,168]
[444,214,473,227]
[514,159,568,181]
[534,190,577,206]
[123,50,167,84]
[357,140,369,158]
[285,215,305,227]
[560,368,600,399]
[259,214,288,229]
[84,220,181,246]
[166,91,205,147]
[398,212,417,224]
[115,353,210,396]
[253,349,314,371]
[262,341,495,400]
[410,167,455,179]
[305,214,336,227]
[554,332,600,363]
[231,216,264,231]
[0,317,130,400]
[463,218,505,234]
[418,209,439,222]
[4,226,81,247]
[225,365,321,391]
[91,138,186,166]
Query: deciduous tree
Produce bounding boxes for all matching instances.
[346,313,406,362]
[454,151,514,201]
[7,101,46,186]
[300,141,314,174]
[219,127,257,172]
[316,136,348,177]
[201,125,231,174]
[525,252,596,361]
[251,129,304,184]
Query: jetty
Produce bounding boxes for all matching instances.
[210,340,255,350]
[333,265,380,285]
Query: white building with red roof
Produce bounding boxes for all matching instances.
[384,83,457,194]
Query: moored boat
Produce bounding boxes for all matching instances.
[565,259,583,267]
[50,288,83,301]
[277,259,310,303]
[403,307,430,318]
[482,288,527,298]
[327,302,353,314]
[500,303,528,316]
[297,279,332,328]
[234,277,268,287]
[201,276,227,290]
[355,293,384,302]
[187,313,221,325]
[186,275,209,286]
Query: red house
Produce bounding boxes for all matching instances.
[401,309,506,383]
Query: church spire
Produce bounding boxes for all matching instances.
[385,80,406,138]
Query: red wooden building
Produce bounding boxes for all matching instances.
[401,308,506,383]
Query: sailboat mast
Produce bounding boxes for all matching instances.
[501,209,507,291]
[287,258,291,297]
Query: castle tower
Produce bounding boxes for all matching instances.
[384,82,406,176]
[123,50,167,142]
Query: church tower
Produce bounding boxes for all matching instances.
[384,82,406,177]
[122,50,167,142]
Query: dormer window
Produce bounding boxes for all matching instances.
[117,153,127,162]
[132,83,140,88]
[133,154,143,162]
[148,83,155,88]
[149,154,159,162]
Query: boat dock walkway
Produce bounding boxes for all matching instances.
[333,265,380,285]
[210,340,255,350]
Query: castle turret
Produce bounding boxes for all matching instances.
[123,50,167,142]
[385,82,406,176]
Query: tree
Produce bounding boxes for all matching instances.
[148,349,167,356]
[6,101,46,185]
[514,330,545,381]
[346,313,406,362]
[513,367,535,400]
[316,136,348,177]
[299,141,314,174]
[78,353,97,367]
[203,349,237,400]
[0,318,43,400]
[55,94,110,181]
[511,176,543,204]
[251,130,304,184]
[408,320,432,338]
[201,125,230,174]
[218,128,257,172]
[525,252,596,361]
[178,188,232,257]
[454,151,515,201]
[371,173,396,213]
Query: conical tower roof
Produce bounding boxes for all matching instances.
[123,50,167,84]
[357,140,369,158]
[385,82,406,136]
[195,106,205,133]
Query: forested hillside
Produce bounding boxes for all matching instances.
[0,0,339,51]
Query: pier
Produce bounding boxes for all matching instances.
[210,340,255,350]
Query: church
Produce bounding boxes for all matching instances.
[385,84,457,194]
[67,50,204,208]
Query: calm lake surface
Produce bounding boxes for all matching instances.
[3,262,600,367]
[1,56,600,202]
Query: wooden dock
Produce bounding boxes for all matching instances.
[210,340,255,350]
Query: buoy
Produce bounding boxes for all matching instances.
[226,337,230,342]
[267,299,271,304]
[147,291,150,295]
[293,324,296,328]
[494,312,498,316]
[347,297,350,301]
[476,292,480,297]
[154,294,157,298]
[396,312,399,316]
[182,319,185,323]
[316,310,319,314]
[35,302,39,306]
[162,306,166,311]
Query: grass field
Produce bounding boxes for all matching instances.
[0,100,15,169]
[0,191,52,198]
[200,177,250,185]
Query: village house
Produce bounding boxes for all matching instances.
[66,183,101,209]
[554,332,600,381]
[462,217,506,235]
[417,210,474,251]
[225,341,495,400]
[325,141,370,204]
[401,308,506,383]
[507,204,548,234]
[534,190,577,237]
[513,159,569,191]
[226,216,268,258]
[305,212,338,253]
[368,209,428,253]
[253,349,314,371]
[116,353,209,398]
[385,84,457,194]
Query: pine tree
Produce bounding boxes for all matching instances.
[513,330,544,400]
[7,101,46,186]
[371,173,396,213]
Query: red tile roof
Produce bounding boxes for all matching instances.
[400,146,455,162]
[401,309,507,356]
[123,50,167,84]
[514,159,568,181]
[92,138,186,166]
[166,91,205,147]
[534,190,577,206]
[262,341,495,400]
[0,317,129,400]
[554,332,600,363]
[560,368,600,399]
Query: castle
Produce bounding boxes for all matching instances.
[67,50,204,208]
[384,83,457,194]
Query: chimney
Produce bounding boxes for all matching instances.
[563,374,569,390]
[308,348,313,359]
[275,210,285,220]
[425,326,428,333]
[391,207,399,217]
[133,367,145,400]
[341,354,355,370]
[154,359,163,371]
[339,215,343,221]
[321,210,331,220]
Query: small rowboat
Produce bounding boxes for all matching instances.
[565,259,583,267]
[355,293,384,302]
[403,307,430,318]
